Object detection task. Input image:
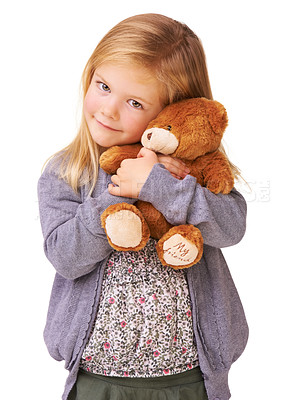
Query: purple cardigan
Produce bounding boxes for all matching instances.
[38,161,248,400]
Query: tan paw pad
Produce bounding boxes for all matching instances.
[105,210,142,248]
[162,234,199,266]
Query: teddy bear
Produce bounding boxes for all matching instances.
[99,97,234,269]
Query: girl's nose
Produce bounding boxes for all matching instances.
[100,99,119,120]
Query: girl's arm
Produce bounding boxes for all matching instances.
[38,164,136,280]
[138,164,246,248]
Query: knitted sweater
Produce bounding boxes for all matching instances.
[38,161,248,400]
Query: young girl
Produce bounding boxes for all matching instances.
[38,13,248,400]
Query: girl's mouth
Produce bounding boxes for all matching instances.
[95,118,121,132]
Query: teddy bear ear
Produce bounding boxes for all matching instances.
[206,100,228,135]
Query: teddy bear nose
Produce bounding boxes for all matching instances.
[147,132,152,140]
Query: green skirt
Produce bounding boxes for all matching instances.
[68,367,208,400]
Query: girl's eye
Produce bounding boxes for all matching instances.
[128,99,143,109]
[98,82,111,92]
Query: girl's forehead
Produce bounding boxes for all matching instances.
[94,61,156,81]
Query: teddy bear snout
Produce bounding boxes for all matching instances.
[141,127,179,155]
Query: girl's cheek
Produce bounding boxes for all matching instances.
[84,88,99,115]
[128,112,151,135]
[84,95,93,115]
[128,117,147,139]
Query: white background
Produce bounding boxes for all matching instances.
[1,0,304,399]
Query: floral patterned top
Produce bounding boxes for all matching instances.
[80,238,199,378]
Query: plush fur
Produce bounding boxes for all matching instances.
[99,97,234,269]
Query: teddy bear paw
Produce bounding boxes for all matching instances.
[205,174,234,194]
[101,203,150,252]
[156,225,203,269]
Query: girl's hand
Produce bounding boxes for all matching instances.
[108,148,158,198]
[157,154,190,179]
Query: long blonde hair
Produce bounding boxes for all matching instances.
[51,13,239,193]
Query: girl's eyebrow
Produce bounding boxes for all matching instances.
[94,72,107,83]
[133,96,153,106]
[94,72,153,106]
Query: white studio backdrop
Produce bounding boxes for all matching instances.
[0,0,304,399]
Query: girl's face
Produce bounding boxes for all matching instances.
[84,63,164,148]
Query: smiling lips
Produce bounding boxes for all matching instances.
[95,118,121,132]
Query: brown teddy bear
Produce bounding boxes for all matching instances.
[99,97,234,269]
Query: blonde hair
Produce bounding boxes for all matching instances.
[50,13,240,193]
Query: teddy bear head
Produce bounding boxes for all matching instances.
[141,97,228,161]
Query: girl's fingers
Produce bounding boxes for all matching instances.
[111,174,120,186]
[170,173,183,179]
[157,154,190,179]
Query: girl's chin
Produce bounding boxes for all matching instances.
[91,133,120,148]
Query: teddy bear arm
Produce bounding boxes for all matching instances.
[196,150,235,194]
[99,143,143,174]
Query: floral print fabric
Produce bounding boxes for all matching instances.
[80,239,199,377]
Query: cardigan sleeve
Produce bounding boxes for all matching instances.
[37,164,136,280]
[138,164,246,248]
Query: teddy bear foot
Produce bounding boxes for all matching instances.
[101,203,150,252]
[156,225,203,269]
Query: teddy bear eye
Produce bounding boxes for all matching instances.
[167,125,172,131]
